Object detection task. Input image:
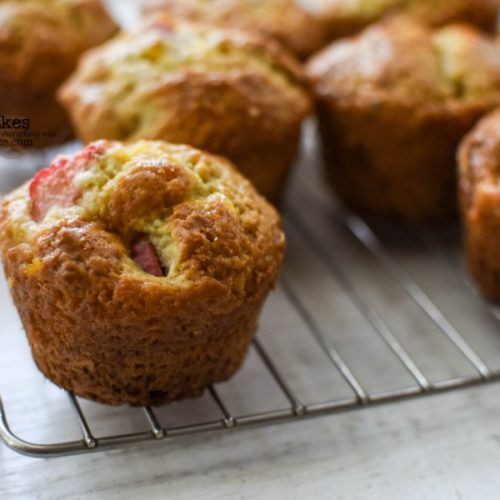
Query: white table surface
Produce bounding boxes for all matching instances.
[3,2,500,497]
[2,383,500,499]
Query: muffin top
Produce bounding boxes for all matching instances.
[0,140,284,300]
[459,108,500,203]
[142,0,330,59]
[315,0,498,38]
[0,0,117,95]
[59,16,311,144]
[307,17,500,113]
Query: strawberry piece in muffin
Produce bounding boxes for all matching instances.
[131,236,164,277]
[29,141,108,222]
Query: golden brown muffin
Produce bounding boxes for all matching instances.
[59,17,312,203]
[142,0,331,60]
[0,0,117,149]
[315,0,499,41]
[459,108,500,302]
[307,17,500,221]
[0,140,285,406]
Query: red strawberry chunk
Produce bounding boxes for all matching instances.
[30,157,82,222]
[78,141,108,162]
[131,236,164,277]
[29,141,109,222]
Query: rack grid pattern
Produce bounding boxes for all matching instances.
[1,136,500,459]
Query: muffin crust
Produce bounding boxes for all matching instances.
[316,0,499,41]
[459,108,500,302]
[142,0,330,60]
[307,17,500,220]
[0,140,285,406]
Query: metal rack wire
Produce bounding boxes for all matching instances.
[1,135,500,459]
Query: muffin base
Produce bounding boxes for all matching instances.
[463,209,500,303]
[28,301,260,407]
[316,102,492,221]
[2,219,277,407]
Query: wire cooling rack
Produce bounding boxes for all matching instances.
[1,128,500,459]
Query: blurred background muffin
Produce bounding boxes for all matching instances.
[307,16,500,221]
[59,16,312,202]
[459,108,500,303]
[314,0,499,41]
[0,139,285,406]
[0,0,117,149]
[141,0,331,60]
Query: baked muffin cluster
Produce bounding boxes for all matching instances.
[0,140,285,405]
[59,16,312,202]
[459,109,500,303]
[1,0,499,408]
[0,0,117,147]
[317,0,498,41]
[307,17,500,220]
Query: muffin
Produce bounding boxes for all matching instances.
[141,0,331,60]
[459,108,500,302]
[307,17,500,221]
[0,140,285,406]
[0,0,117,149]
[316,0,499,41]
[58,16,312,202]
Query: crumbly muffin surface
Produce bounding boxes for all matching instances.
[316,0,498,39]
[60,17,310,142]
[308,18,500,110]
[1,140,284,294]
[142,0,330,59]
